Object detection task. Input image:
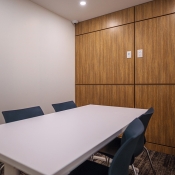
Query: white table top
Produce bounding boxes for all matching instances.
[0,105,147,175]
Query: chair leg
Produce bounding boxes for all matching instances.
[90,155,94,161]
[105,156,110,166]
[132,164,138,175]
[0,164,4,170]
[129,165,139,173]
[0,164,4,174]
[144,146,156,175]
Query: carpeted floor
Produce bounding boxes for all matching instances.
[94,150,175,175]
[0,150,175,175]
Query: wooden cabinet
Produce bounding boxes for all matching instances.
[135,85,175,147]
[76,24,134,84]
[135,14,175,84]
[76,85,134,107]
[135,0,175,21]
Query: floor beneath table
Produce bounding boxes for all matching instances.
[94,150,175,175]
[0,150,175,175]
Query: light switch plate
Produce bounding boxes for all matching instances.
[137,49,143,58]
[127,51,131,58]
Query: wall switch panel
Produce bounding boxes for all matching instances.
[137,49,143,58]
[127,51,131,58]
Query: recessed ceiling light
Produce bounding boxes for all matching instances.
[80,1,86,6]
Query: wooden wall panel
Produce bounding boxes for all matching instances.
[76,85,134,107]
[75,0,175,155]
[76,24,134,84]
[101,7,134,30]
[135,85,175,147]
[135,0,175,21]
[145,142,175,156]
[135,14,175,84]
[75,7,134,35]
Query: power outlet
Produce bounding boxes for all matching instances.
[127,51,132,58]
[137,49,143,58]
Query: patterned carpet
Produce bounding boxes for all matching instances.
[94,150,175,175]
[0,150,175,175]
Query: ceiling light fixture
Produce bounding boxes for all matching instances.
[80,1,86,6]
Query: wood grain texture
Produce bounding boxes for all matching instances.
[135,14,175,84]
[75,7,134,35]
[145,142,175,156]
[76,85,134,107]
[135,85,175,147]
[135,0,175,21]
[75,1,175,155]
[76,24,134,84]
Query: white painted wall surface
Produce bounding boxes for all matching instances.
[0,0,75,124]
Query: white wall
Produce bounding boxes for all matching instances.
[0,0,75,124]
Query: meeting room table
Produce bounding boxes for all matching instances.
[0,105,147,175]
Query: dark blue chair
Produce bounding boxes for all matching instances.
[52,101,76,112]
[2,106,44,123]
[1,106,44,174]
[69,118,144,175]
[99,107,155,174]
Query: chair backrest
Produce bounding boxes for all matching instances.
[139,107,154,138]
[2,106,44,123]
[133,107,154,157]
[52,101,77,112]
[109,118,144,175]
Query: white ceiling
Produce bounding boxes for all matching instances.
[29,0,152,22]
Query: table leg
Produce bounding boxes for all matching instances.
[4,163,19,175]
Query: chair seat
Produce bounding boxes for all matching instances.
[99,137,121,159]
[69,160,109,175]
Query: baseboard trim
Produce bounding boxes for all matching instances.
[145,142,175,155]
